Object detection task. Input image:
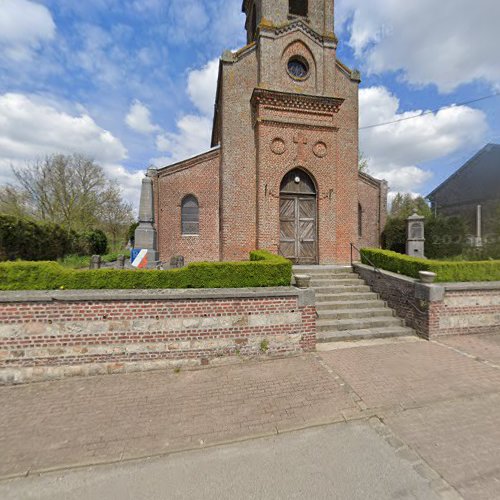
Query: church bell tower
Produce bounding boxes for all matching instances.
[215,0,361,264]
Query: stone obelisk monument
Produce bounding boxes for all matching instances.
[134,168,159,268]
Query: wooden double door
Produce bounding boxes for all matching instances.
[279,194,317,264]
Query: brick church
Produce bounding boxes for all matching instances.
[143,0,388,265]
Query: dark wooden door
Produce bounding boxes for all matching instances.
[279,195,317,264]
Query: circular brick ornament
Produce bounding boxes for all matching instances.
[313,141,328,158]
[271,138,286,155]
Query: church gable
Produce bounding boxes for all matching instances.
[146,0,387,265]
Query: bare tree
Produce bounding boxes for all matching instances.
[8,155,134,242]
[0,185,30,218]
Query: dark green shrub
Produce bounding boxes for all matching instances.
[84,229,108,255]
[382,214,468,259]
[0,251,292,290]
[0,215,73,261]
[360,248,500,283]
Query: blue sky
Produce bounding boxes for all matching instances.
[0,0,499,207]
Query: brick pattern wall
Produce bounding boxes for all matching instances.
[156,150,220,264]
[355,264,500,340]
[354,265,430,338]
[0,290,316,384]
[358,173,387,249]
[429,290,500,337]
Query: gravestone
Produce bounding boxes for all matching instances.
[90,255,102,270]
[117,255,126,269]
[170,255,185,269]
[406,210,425,258]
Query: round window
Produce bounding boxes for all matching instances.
[287,57,309,80]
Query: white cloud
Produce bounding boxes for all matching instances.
[338,0,500,92]
[0,93,143,203]
[0,0,56,61]
[154,115,213,164]
[187,59,219,117]
[359,86,488,193]
[152,58,219,166]
[125,100,161,135]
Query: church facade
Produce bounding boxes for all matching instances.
[146,0,387,265]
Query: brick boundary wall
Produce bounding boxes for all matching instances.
[354,263,500,340]
[0,287,316,385]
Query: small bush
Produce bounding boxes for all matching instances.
[84,229,108,255]
[0,251,292,291]
[360,248,500,283]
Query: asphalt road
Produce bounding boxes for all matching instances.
[0,421,442,500]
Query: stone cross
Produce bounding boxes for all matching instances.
[293,133,308,163]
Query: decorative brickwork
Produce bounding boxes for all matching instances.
[0,288,316,384]
[149,0,387,266]
[355,263,500,340]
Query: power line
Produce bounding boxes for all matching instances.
[360,91,500,131]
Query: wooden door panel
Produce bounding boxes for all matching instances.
[280,195,317,264]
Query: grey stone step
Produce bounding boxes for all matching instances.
[317,326,417,343]
[317,316,404,333]
[313,285,371,294]
[310,278,362,286]
[316,299,387,310]
[293,266,353,276]
[317,308,394,321]
[316,292,379,303]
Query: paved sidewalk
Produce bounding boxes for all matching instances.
[2,335,500,499]
[0,355,359,479]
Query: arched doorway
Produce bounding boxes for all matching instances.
[279,169,318,264]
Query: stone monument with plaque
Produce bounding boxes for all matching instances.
[406,210,426,258]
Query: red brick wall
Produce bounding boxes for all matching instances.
[355,263,500,339]
[156,150,220,264]
[358,173,387,249]
[153,9,387,265]
[0,290,316,384]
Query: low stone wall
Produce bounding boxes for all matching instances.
[354,263,500,340]
[0,287,316,384]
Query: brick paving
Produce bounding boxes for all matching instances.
[437,333,500,365]
[319,340,500,409]
[0,355,359,479]
[3,336,500,499]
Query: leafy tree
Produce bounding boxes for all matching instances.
[390,193,432,219]
[359,151,369,173]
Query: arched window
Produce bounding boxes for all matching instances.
[181,195,199,235]
[289,0,308,17]
[358,203,363,237]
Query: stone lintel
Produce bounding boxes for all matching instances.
[0,287,314,305]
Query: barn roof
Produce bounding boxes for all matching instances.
[427,143,500,201]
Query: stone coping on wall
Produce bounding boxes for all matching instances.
[354,263,500,296]
[0,286,315,307]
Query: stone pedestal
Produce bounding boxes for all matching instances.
[134,169,159,268]
[406,210,426,259]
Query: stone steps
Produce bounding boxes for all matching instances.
[317,326,417,343]
[316,299,387,310]
[293,265,417,344]
[318,308,395,321]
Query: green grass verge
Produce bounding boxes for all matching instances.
[0,250,292,290]
[360,248,500,283]
[57,253,122,269]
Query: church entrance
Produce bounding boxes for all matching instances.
[279,169,318,264]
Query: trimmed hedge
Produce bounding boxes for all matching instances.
[0,250,292,291]
[360,248,500,283]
